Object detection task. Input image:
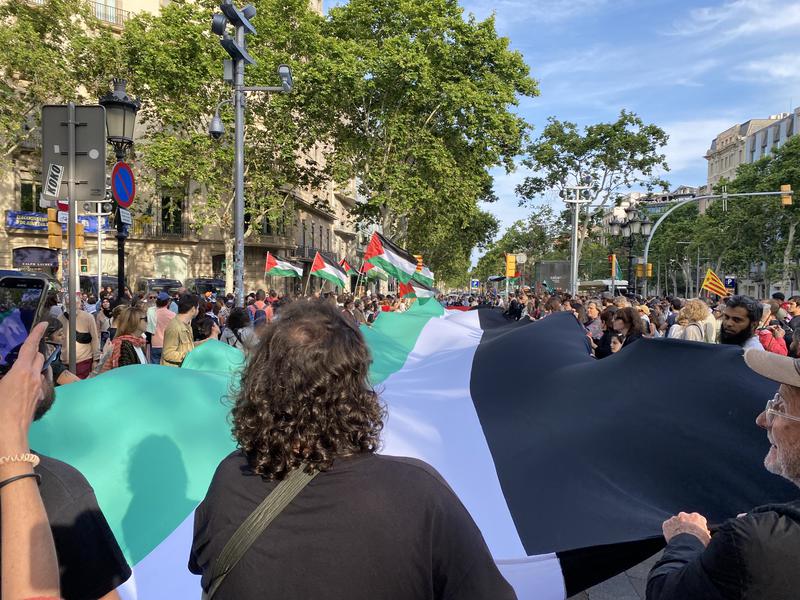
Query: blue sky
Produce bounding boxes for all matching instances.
[456,0,800,235]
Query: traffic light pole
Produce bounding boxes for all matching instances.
[67,102,78,372]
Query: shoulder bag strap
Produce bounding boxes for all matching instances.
[204,466,318,599]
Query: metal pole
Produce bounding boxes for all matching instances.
[233,25,246,308]
[116,209,126,304]
[97,214,103,298]
[570,198,579,295]
[67,102,77,373]
[696,247,700,296]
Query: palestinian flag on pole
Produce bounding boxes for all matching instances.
[362,260,388,281]
[412,264,435,287]
[398,278,436,299]
[310,251,348,289]
[363,231,418,283]
[507,271,521,286]
[339,258,356,275]
[28,309,795,599]
[264,252,303,278]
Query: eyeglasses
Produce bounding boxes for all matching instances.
[140,317,148,322]
[765,394,800,426]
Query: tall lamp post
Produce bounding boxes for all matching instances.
[606,203,652,295]
[561,176,593,296]
[99,79,140,302]
[208,0,293,307]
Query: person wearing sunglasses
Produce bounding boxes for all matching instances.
[646,349,800,600]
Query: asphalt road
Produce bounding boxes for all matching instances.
[567,552,661,600]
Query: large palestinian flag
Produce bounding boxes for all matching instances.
[310,251,347,289]
[29,308,795,599]
[398,278,436,299]
[264,252,303,278]
[363,231,418,283]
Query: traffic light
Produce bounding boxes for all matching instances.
[635,263,644,278]
[413,254,423,272]
[80,257,88,273]
[505,253,516,278]
[781,184,793,206]
[76,222,85,249]
[646,263,653,278]
[47,208,62,250]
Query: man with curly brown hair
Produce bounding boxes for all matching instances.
[189,300,516,600]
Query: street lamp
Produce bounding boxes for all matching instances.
[561,176,592,295]
[99,78,140,302]
[609,202,650,295]
[208,0,293,306]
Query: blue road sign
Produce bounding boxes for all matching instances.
[111,161,136,208]
[724,276,736,288]
[470,279,480,290]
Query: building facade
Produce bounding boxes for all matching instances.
[1,0,372,296]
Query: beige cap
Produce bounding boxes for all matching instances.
[744,349,800,387]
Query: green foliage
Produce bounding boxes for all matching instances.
[311,0,538,278]
[517,110,669,271]
[0,0,103,160]
[471,204,561,281]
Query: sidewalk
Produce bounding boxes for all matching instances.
[567,552,660,600]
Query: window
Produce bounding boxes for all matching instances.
[161,191,183,234]
[326,228,330,251]
[311,221,315,247]
[20,181,41,212]
[319,226,323,249]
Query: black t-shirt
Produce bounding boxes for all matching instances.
[190,451,516,600]
[0,454,132,600]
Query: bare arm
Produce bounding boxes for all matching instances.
[0,323,60,600]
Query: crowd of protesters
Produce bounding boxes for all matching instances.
[3,281,799,599]
[455,286,800,360]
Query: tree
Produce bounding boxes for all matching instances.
[516,110,669,272]
[0,0,104,161]
[471,204,562,282]
[78,0,331,290]
[309,0,538,278]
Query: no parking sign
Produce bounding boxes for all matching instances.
[111,161,136,208]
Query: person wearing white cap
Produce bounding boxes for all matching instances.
[646,348,800,599]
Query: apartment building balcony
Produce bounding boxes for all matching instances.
[291,245,338,264]
[245,233,294,249]
[130,218,193,239]
[88,0,130,27]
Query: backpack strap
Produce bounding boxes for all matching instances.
[204,465,318,599]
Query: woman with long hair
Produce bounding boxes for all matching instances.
[100,305,148,372]
[220,307,255,351]
[676,299,709,342]
[613,306,645,349]
[189,301,516,599]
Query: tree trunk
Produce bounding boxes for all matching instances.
[225,238,234,295]
[782,220,797,292]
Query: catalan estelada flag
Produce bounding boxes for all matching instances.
[701,268,729,297]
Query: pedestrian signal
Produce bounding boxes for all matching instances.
[80,257,88,273]
[781,184,793,206]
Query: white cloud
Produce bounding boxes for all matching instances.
[461,0,612,25]
[672,1,800,39]
[659,117,734,180]
[737,53,800,83]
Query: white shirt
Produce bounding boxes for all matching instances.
[133,346,148,364]
[742,336,764,351]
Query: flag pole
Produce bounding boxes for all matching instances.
[304,270,311,297]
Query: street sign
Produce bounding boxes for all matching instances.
[41,105,106,202]
[57,210,68,224]
[43,163,65,199]
[117,207,132,226]
[470,279,480,290]
[516,253,528,264]
[111,162,136,208]
[724,276,736,288]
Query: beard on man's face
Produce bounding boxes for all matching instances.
[33,374,56,421]
[719,324,754,346]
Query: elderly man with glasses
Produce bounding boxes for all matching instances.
[646,349,800,600]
